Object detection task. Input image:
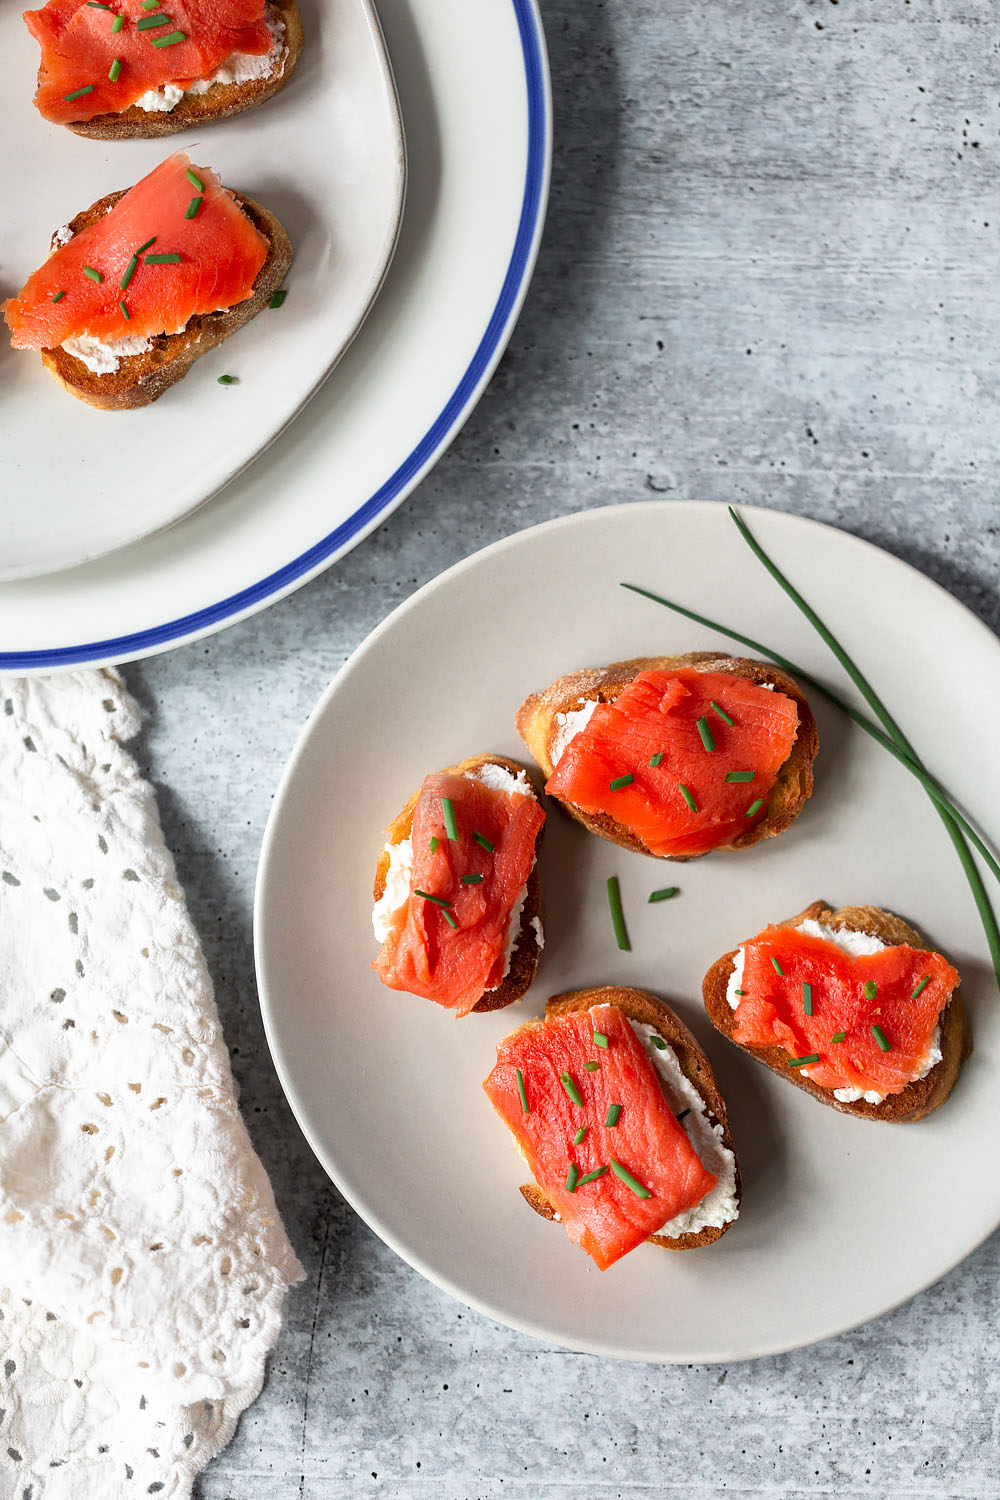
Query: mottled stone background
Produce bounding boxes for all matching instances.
[131,0,1000,1494]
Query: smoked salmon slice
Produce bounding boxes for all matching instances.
[484,1004,717,1270]
[4,153,269,349]
[545,668,801,858]
[730,924,958,1097]
[24,0,273,124]
[373,767,545,1017]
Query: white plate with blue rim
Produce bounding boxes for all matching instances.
[0,0,550,657]
[255,501,1000,1362]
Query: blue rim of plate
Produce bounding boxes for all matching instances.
[2,0,550,672]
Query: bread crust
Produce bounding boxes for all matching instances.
[38,188,293,411]
[63,0,303,140]
[372,754,544,1014]
[702,900,972,1122]
[515,653,818,860]
[516,985,741,1250]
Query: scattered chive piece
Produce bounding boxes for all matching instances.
[82,265,103,283]
[441,908,458,930]
[119,300,130,320]
[108,55,122,81]
[120,254,139,290]
[676,1108,691,1121]
[217,374,236,384]
[831,1031,846,1043]
[461,873,484,885]
[592,1031,609,1049]
[745,798,766,818]
[648,886,678,903]
[63,85,95,101]
[145,252,182,264]
[560,1071,583,1107]
[429,836,438,854]
[573,1126,587,1145]
[413,889,452,908]
[136,237,157,254]
[112,13,124,29]
[565,1163,580,1194]
[871,1024,891,1052]
[609,1159,651,1198]
[650,1036,667,1050]
[186,168,205,192]
[710,700,735,726]
[696,716,716,753]
[269,288,288,309]
[864,980,878,1001]
[606,875,629,951]
[734,989,747,996]
[136,12,171,27]
[576,1166,609,1187]
[771,956,784,976]
[678,782,698,812]
[911,976,930,999]
[51,290,66,303]
[142,0,160,7]
[185,195,202,219]
[473,831,494,853]
[441,797,458,841]
[649,752,664,767]
[802,981,813,1016]
[604,1104,621,1128]
[788,1053,820,1068]
[609,773,635,791]
[151,29,187,46]
[584,1061,600,1072]
[725,770,755,783]
[516,1068,529,1114]
[86,2,111,8]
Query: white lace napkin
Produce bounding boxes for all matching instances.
[0,670,303,1500]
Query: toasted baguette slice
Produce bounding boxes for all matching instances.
[703,900,971,1122]
[518,985,741,1250]
[373,754,544,1014]
[65,1,303,140]
[515,653,818,860]
[39,189,292,411]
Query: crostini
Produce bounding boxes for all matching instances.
[703,900,971,1121]
[3,152,292,410]
[516,653,818,860]
[24,0,303,138]
[483,986,741,1268]
[372,754,545,1017]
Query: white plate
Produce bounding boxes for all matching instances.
[0,0,405,580]
[0,0,550,664]
[255,501,1000,1363]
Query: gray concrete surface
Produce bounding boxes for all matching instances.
[129,0,1000,1494]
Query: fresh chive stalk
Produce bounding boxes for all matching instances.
[576,1166,609,1187]
[217,374,236,385]
[441,797,458,841]
[441,908,458,930]
[802,982,813,1016]
[119,300,130,320]
[710,700,735,726]
[136,13,170,28]
[413,889,452,908]
[565,1163,580,1193]
[185,195,202,219]
[186,169,205,191]
[649,752,664,767]
[911,976,930,998]
[606,875,629,951]
[145,253,182,264]
[269,288,288,309]
[461,873,484,885]
[725,770,755,783]
[771,956,784,976]
[560,1072,583,1107]
[63,85,95,101]
[82,265,102,283]
[696,716,716,752]
[609,773,635,791]
[864,980,878,1001]
[604,1104,621,1128]
[429,836,438,854]
[51,290,66,303]
[609,1159,651,1198]
[871,1024,891,1052]
[678,783,698,812]
[831,1031,846,1043]
[788,1053,820,1067]
[151,29,186,45]
[676,1108,691,1121]
[112,13,124,30]
[745,798,766,818]
[650,1036,667,1050]
[584,1061,600,1072]
[573,1126,587,1145]
[473,831,494,852]
[593,1031,609,1049]
[516,1069,529,1114]
[648,886,679,903]
[108,56,122,80]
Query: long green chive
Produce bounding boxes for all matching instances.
[576,1166,609,1187]
[136,12,171,27]
[87,2,111,8]
[650,1035,667,1050]
[473,831,494,853]
[82,265,102,283]
[771,956,784,976]
[119,300,130,320]
[516,1068,528,1114]
[186,168,205,192]
[151,30,186,45]
[461,873,484,885]
[573,1126,587,1145]
[610,1159,651,1198]
[788,1053,820,1067]
[831,1031,846,1043]
[864,980,878,1001]
[108,56,122,81]
[269,288,288,309]
[145,253,182,264]
[676,1107,691,1121]
[111,13,124,29]
[802,982,813,1016]
[63,85,95,101]
[725,770,755,783]
[604,1104,621,1128]
[136,237,157,255]
[607,875,629,951]
[678,783,698,812]
[696,716,716,752]
[871,1024,891,1052]
[142,0,160,7]
[413,889,452,908]
[584,1061,600,1072]
[649,752,664,767]
[565,1163,580,1193]
[609,773,635,791]
[648,886,678,903]
[710,700,735,726]
[560,1072,583,1107]
[120,255,139,289]
[429,836,438,854]
[911,976,930,999]
[745,798,766,818]
[217,374,236,384]
[593,1031,609,1049]
[51,290,66,303]
[441,908,458,930]
[185,195,202,219]
[441,797,458,841]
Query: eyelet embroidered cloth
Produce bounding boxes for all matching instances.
[0,671,303,1499]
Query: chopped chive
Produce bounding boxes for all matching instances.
[51,290,66,303]
[136,237,157,255]
[592,1031,609,1049]
[560,1072,583,1107]
[771,956,784,976]
[565,1163,579,1193]
[604,1103,621,1128]
[186,168,205,192]
[269,288,288,309]
[185,195,203,219]
[675,1108,691,1121]
[606,875,629,951]
[111,13,124,29]
[413,889,452,908]
[473,831,494,853]
[82,265,102,283]
[649,752,664,767]
[710,700,735,726]
[441,908,458,930]
[696,716,716,753]
[142,0,159,7]
[584,1061,600,1073]
[788,1053,820,1068]
[648,886,678,903]
[576,1166,609,1187]
[725,770,755,783]
[609,773,635,791]
[678,782,698,812]
[516,1068,529,1114]
[144,253,181,264]
[734,989,747,996]
[151,29,186,45]
[63,85,95,101]
[573,1126,587,1145]
[745,798,766,818]
[802,982,813,1016]
[911,976,930,999]
[871,1024,891,1052]
[429,836,438,854]
[864,980,878,1001]
[136,12,171,27]
[461,873,484,885]
[649,1035,667,1050]
[609,1159,651,1198]
[119,300,130,320]
[831,1031,846,1043]
[441,797,458,841]
[87,2,112,8]
[108,56,122,81]
[217,374,236,384]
